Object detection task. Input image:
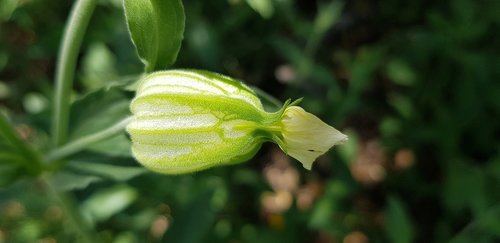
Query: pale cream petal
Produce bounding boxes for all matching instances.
[281,106,347,169]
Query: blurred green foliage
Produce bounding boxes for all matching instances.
[0,0,499,242]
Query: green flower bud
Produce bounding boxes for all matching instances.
[126,70,347,174]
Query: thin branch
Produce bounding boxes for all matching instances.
[47,117,132,162]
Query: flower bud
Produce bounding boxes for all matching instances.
[126,70,347,174]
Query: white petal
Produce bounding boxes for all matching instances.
[281,106,347,169]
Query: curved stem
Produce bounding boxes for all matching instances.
[47,117,132,162]
[52,0,97,147]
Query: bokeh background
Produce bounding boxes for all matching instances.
[1,0,500,242]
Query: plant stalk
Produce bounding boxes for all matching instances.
[52,0,97,147]
[47,117,132,162]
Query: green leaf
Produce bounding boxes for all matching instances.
[81,185,138,225]
[67,87,131,157]
[384,196,415,243]
[0,0,19,21]
[69,88,130,139]
[246,0,274,19]
[86,133,132,157]
[0,163,23,187]
[337,129,358,165]
[386,59,416,86]
[443,162,487,214]
[163,190,218,243]
[313,0,343,36]
[124,0,185,72]
[0,113,43,176]
[50,171,102,192]
[49,154,145,191]
[81,42,118,90]
[67,160,146,182]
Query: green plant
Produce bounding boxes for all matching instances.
[1,0,346,241]
[2,0,499,242]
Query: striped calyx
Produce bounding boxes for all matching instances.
[126,70,347,174]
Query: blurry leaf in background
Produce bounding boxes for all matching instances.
[246,0,274,18]
[81,184,138,225]
[315,1,343,32]
[387,93,414,119]
[22,92,49,114]
[0,163,23,187]
[50,171,102,192]
[450,205,500,243]
[81,42,118,91]
[385,59,416,86]
[67,160,146,182]
[0,81,9,100]
[163,190,218,243]
[348,47,382,92]
[0,114,43,184]
[124,0,185,72]
[309,180,350,230]
[86,132,132,157]
[380,116,402,138]
[309,196,335,230]
[113,231,138,243]
[308,0,343,49]
[0,53,7,73]
[337,129,359,165]
[0,0,18,21]
[271,37,311,84]
[13,219,42,242]
[185,21,220,70]
[48,154,145,192]
[443,162,487,215]
[384,196,415,243]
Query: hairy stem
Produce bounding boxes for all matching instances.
[52,0,97,147]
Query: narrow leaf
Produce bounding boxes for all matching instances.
[246,0,274,18]
[67,161,146,182]
[0,113,43,175]
[0,164,23,187]
[81,185,138,225]
[124,0,185,72]
[384,196,415,243]
[163,190,218,243]
[68,87,130,141]
[50,171,102,192]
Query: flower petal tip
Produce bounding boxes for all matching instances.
[280,106,347,170]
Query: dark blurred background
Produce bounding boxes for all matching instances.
[1,0,499,242]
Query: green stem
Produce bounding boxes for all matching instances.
[52,0,97,147]
[47,117,132,162]
[42,175,95,243]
